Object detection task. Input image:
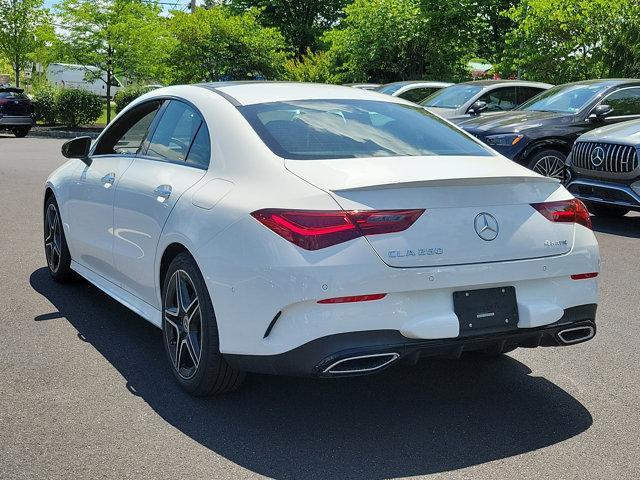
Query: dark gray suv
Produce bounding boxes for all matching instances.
[0,87,35,137]
[567,119,640,217]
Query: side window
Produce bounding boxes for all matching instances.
[93,101,161,155]
[602,88,640,116]
[399,87,436,103]
[145,101,202,162]
[185,124,211,169]
[477,87,518,112]
[517,87,545,105]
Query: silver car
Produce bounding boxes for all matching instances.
[376,81,453,103]
[567,119,640,218]
[421,80,553,119]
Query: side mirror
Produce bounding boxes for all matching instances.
[61,136,92,165]
[468,100,488,115]
[589,104,613,121]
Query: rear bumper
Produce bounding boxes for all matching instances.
[567,179,640,211]
[0,115,35,127]
[224,304,597,377]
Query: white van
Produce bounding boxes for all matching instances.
[45,63,123,99]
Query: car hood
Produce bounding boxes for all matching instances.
[578,118,640,144]
[453,110,572,134]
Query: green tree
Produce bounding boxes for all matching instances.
[473,0,521,64]
[167,7,287,83]
[283,48,342,83]
[606,2,640,78]
[326,0,471,83]
[222,0,350,56]
[55,0,171,123]
[0,0,52,87]
[499,0,640,83]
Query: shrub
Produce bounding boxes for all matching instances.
[114,85,153,113]
[31,84,59,125]
[56,88,103,127]
[283,49,342,84]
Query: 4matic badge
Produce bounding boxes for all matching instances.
[388,247,444,258]
[544,239,568,247]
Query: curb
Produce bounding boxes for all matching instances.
[29,128,102,140]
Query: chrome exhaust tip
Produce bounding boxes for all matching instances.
[323,353,400,375]
[558,326,595,345]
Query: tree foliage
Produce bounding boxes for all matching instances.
[222,0,350,56]
[326,0,472,83]
[0,0,52,86]
[472,0,521,63]
[500,0,640,83]
[114,84,156,113]
[166,7,287,83]
[55,0,171,122]
[283,49,342,84]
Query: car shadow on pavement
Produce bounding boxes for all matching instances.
[591,214,640,239]
[30,267,592,479]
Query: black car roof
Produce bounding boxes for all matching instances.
[0,87,24,93]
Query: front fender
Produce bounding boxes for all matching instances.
[520,137,573,161]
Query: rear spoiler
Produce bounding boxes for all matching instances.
[332,175,560,192]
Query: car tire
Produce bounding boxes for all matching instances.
[44,195,74,282]
[588,203,630,218]
[13,127,30,138]
[162,252,245,396]
[527,149,567,180]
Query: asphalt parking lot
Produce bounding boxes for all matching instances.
[1,135,639,480]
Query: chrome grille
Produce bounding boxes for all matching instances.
[572,142,638,173]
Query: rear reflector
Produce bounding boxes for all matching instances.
[251,209,424,250]
[318,294,386,304]
[530,199,592,229]
[571,272,598,280]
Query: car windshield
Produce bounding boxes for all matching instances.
[376,84,404,95]
[519,84,607,113]
[239,99,493,160]
[420,85,483,109]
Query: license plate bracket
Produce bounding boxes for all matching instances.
[454,287,519,337]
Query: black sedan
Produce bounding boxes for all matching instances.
[0,87,35,137]
[453,79,640,179]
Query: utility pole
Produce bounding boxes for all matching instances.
[190,0,196,13]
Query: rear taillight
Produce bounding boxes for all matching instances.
[251,209,424,250]
[530,199,592,229]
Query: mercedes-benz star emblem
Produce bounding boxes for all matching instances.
[474,212,499,241]
[590,145,605,168]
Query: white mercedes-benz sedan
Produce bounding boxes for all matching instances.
[44,82,599,395]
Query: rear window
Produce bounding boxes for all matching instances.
[239,99,492,160]
[0,91,28,100]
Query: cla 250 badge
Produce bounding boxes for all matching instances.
[388,248,444,258]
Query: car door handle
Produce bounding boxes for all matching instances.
[154,185,172,202]
[101,172,116,188]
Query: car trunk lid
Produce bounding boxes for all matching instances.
[285,155,574,267]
